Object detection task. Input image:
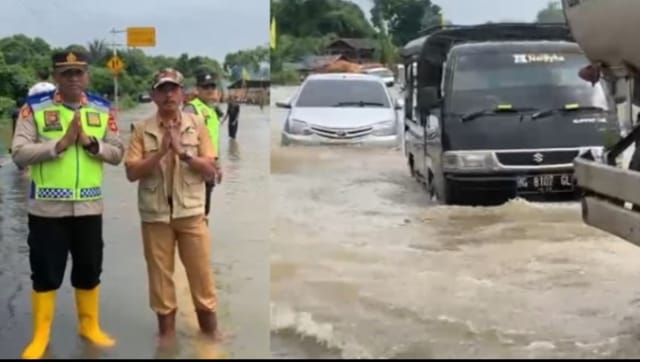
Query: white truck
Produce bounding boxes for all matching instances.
[562,0,640,245]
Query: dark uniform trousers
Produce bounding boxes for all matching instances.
[27,214,104,292]
[228,120,238,139]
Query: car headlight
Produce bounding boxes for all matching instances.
[372,120,397,136]
[443,152,495,171]
[287,118,312,135]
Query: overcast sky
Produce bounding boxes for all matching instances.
[0,0,557,62]
[0,0,269,62]
[352,0,560,24]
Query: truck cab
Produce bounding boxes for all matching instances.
[400,23,620,205]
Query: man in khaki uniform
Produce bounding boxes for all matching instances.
[124,68,222,343]
[11,50,124,359]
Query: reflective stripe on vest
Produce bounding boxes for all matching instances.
[30,102,108,201]
[189,98,219,154]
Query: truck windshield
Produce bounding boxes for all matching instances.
[448,51,609,114]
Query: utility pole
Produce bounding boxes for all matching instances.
[109,28,126,105]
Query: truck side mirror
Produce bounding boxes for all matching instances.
[418,86,442,113]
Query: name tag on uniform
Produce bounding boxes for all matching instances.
[87,112,101,127]
[44,110,63,132]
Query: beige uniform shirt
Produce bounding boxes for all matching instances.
[11,92,125,217]
[124,112,216,223]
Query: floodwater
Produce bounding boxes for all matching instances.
[269,86,639,359]
[0,102,270,359]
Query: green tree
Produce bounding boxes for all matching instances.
[536,1,565,23]
[371,0,442,46]
[224,45,270,79]
[0,34,249,116]
[87,39,110,65]
[272,0,374,38]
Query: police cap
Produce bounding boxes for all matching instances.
[52,50,90,72]
[195,70,218,87]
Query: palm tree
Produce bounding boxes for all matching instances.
[87,39,109,64]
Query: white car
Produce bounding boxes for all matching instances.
[276,73,403,147]
[362,67,395,87]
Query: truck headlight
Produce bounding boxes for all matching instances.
[443,152,495,170]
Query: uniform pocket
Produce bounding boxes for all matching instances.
[181,133,200,155]
[180,168,205,208]
[138,176,162,213]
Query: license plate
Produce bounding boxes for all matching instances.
[516,174,574,193]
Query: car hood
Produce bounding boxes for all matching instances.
[291,107,395,128]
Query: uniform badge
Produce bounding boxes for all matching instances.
[86,112,101,127]
[201,109,209,118]
[43,110,63,131]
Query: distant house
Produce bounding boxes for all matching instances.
[301,54,349,71]
[323,38,376,63]
[290,54,351,78]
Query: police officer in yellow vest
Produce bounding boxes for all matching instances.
[10,50,125,359]
[182,69,222,216]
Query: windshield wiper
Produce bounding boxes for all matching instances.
[460,106,537,122]
[531,105,607,120]
[334,101,385,107]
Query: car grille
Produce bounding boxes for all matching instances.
[495,150,579,166]
[310,125,373,139]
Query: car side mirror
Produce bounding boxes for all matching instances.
[394,98,404,110]
[276,101,291,109]
[418,86,442,113]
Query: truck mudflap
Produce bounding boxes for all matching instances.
[574,126,640,245]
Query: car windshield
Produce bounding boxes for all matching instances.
[448,51,609,114]
[295,79,391,108]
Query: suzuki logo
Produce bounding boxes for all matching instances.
[533,152,544,163]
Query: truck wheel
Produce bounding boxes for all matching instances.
[435,173,462,205]
[428,171,452,204]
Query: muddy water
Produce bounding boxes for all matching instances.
[0,103,270,359]
[269,86,639,359]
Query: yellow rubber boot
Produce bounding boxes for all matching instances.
[22,290,57,360]
[74,287,115,347]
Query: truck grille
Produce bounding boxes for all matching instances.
[495,150,579,166]
[310,125,373,139]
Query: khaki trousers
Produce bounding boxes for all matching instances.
[141,214,217,314]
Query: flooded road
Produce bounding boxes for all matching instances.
[269,86,639,359]
[0,102,270,359]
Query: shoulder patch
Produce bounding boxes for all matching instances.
[86,92,111,111]
[26,90,54,106]
[86,92,111,106]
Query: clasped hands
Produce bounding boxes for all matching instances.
[56,111,95,152]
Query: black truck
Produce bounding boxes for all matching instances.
[399,23,620,205]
